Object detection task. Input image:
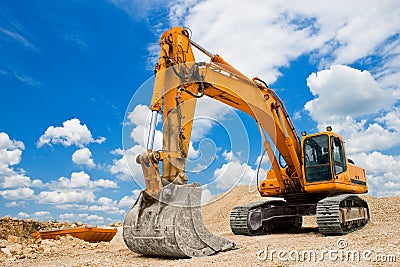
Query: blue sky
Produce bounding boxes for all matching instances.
[1,0,399,224]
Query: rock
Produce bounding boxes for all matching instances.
[7,235,21,243]
[15,254,26,259]
[0,239,9,248]
[7,243,23,256]
[41,239,55,247]
[34,236,42,244]
[43,246,53,254]
[110,221,123,227]
[1,247,12,257]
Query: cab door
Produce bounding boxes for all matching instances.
[303,134,333,183]
[331,137,347,178]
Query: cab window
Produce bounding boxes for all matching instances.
[331,137,346,175]
[304,135,332,182]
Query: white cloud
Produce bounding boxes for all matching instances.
[109,148,130,179]
[0,187,35,200]
[0,132,24,167]
[55,204,89,211]
[366,172,400,196]
[33,211,51,218]
[109,145,144,181]
[344,145,400,196]
[88,197,125,215]
[213,160,253,189]
[118,189,141,207]
[200,185,213,204]
[126,105,163,150]
[346,121,400,154]
[5,201,19,207]
[305,65,394,122]
[82,214,104,222]
[72,147,95,168]
[0,132,43,194]
[3,174,31,188]
[127,104,153,127]
[118,195,136,208]
[0,132,26,180]
[110,105,163,182]
[37,118,106,148]
[93,179,118,188]
[129,124,162,150]
[165,1,400,83]
[50,171,117,189]
[212,151,263,190]
[304,65,400,154]
[376,108,400,132]
[191,97,232,142]
[55,171,91,188]
[37,171,117,204]
[187,141,200,160]
[17,212,29,218]
[351,152,400,175]
[59,213,75,220]
[38,190,95,204]
[59,213,105,223]
[97,196,115,206]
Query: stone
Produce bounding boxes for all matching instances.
[7,235,21,243]
[7,243,23,256]
[1,247,12,257]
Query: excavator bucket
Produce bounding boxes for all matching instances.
[123,183,237,258]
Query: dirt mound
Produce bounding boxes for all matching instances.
[202,185,263,233]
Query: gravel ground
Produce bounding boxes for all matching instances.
[2,185,399,266]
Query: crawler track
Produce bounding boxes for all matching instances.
[316,194,369,235]
[230,200,272,235]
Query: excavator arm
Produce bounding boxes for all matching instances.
[142,27,304,196]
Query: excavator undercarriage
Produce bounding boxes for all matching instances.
[230,194,369,235]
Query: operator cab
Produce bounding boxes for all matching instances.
[301,129,367,194]
[303,133,347,183]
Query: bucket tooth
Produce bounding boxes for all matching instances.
[123,183,237,258]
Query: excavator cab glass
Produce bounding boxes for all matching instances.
[331,137,347,175]
[304,134,332,183]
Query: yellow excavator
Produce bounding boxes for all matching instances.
[123,27,369,258]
